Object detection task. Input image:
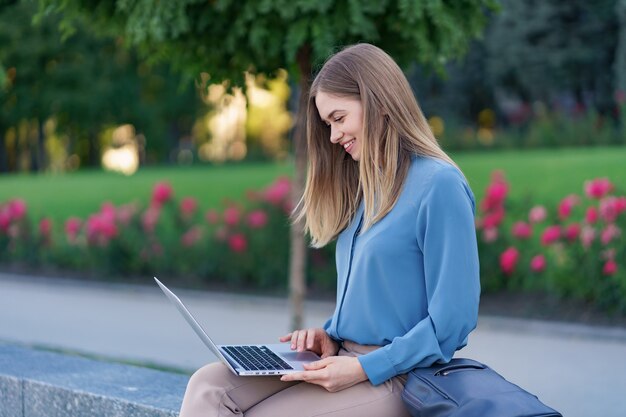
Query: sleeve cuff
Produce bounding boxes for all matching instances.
[357,347,397,386]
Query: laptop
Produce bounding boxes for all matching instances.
[154,277,321,376]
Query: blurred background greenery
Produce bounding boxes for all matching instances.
[1,0,623,174]
[1,0,626,318]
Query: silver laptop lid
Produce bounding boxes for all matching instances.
[154,277,237,373]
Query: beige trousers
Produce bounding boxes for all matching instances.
[179,341,410,417]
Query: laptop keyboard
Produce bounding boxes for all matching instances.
[222,345,294,371]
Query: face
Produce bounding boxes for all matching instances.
[315,91,364,161]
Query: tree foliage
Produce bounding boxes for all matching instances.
[1,0,202,171]
[487,0,619,113]
[617,0,626,93]
[40,0,498,83]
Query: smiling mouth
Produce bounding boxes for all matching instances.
[342,139,355,152]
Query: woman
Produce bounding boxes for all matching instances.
[179,43,480,417]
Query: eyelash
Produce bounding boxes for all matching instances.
[325,116,344,127]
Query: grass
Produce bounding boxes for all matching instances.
[454,146,626,206]
[0,161,292,222]
[1,146,625,222]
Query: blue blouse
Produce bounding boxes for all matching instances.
[323,156,480,386]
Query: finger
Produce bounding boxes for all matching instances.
[280,372,305,382]
[296,330,308,352]
[303,358,331,370]
[278,333,293,343]
[289,330,301,349]
[306,328,316,350]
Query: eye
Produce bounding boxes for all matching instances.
[334,116,344,123]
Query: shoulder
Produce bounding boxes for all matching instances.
[406,155,475,213]
[406,155,466,192]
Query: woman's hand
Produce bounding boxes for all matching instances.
[280,356,368,392]
[279,328,339,358]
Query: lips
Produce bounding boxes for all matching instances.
[342,139,355,153]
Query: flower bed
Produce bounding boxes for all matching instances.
[1,173,624,313]
[476,173,626,313]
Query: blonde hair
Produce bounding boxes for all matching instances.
[295,43,458,247]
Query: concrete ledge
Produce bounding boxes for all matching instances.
[0,343,187,417]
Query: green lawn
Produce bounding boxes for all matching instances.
[0,161,292,222]
[1,146,625,222]
[454,146,626,206]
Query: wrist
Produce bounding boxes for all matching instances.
[353,357,368,382]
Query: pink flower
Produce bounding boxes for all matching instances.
[541,226,561,246]
[616,89,626,105]
[558,195,580,221]
[602,249,616,261]
[482,227,498,243]
[585,207,598,224]
[228,233,247,253]
[616,197,626,215]
[180,197,198,219]
[481,178,508,212]
[39,218,52,238]
[580,226,596,248]
[8,199,27,221]
[65,217,82,243]
[0,208,10,232]
[529,206,547,224]
[511,221,532,239]
[100,202,116,219]
[264,177,291,205]
[584,178,614,199]
[564,223,581,242]
[181,226,203,247]
[530,255,546,273]
[599,197,620,223]
[86,213,118,246]
[247,210,268,229]
[499,247,519,275]
[600,224,621,245]
[482,208,505,229]
[141,206,160,233]
[152,182,174,206]
[205,209,220,225]
[223,206,240,226]
[603,260,618,276]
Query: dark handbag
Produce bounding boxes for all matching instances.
[401,358,562,417]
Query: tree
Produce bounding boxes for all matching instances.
[617,0,626,95]
[487,0,619,115]
[39,0,497,329]
[1,0,202,172]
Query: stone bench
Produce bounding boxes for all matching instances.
[0,342,188,417]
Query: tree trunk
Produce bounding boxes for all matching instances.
[88,130,99,167]
[29,120,40,172]
[0,128,8,173]
[288,44,311,331]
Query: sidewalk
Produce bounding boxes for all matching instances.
[1,272,625,417]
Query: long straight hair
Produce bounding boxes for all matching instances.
[294,43,458,248]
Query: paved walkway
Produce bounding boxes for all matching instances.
[1,272,625,417]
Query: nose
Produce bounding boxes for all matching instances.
[329,125,343,144]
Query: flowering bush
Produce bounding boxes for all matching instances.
[1,172,624,312]
[0,177,335,291]
[476,172,626,313]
